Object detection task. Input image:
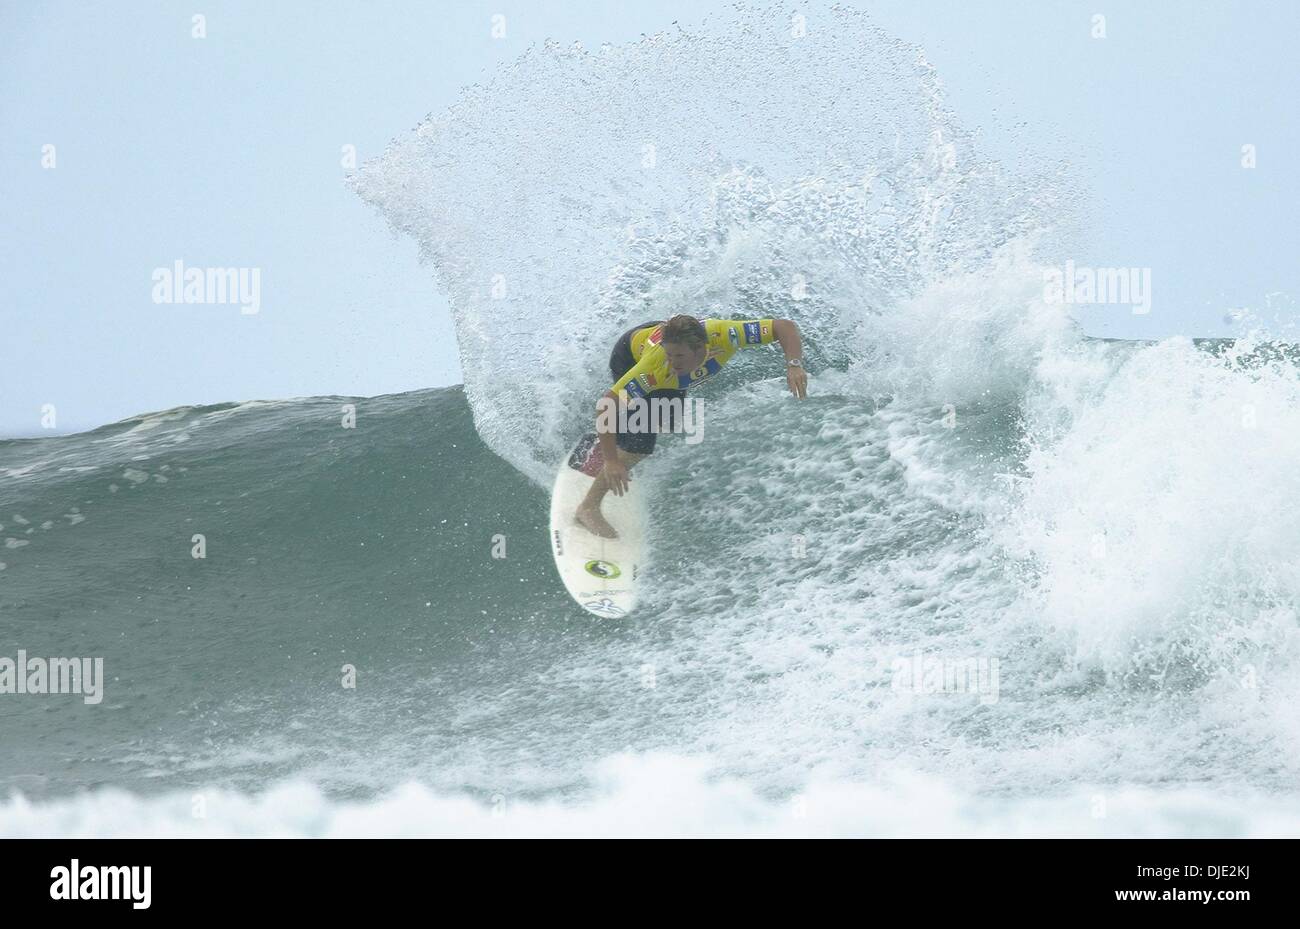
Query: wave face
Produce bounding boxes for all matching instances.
[2,345,1299,835]
[5,5,1300,836]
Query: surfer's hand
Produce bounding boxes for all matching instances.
[603,459,631,496]
[786,365,808,399]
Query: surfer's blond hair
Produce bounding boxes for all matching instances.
[661,315,707,348]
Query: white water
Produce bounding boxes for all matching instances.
[351,3,1074,486]
[4,753,1298,838]
[7,3,1299,838]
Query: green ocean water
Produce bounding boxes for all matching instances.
[0,388,572,799]
[5,2,1300,837]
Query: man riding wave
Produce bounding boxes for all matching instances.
[575,314,807,538]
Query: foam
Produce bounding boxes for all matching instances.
[3,753,1295,838]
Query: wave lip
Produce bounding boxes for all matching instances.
[351,2,1071,484]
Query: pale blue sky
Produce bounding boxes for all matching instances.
[3,0,1297,436]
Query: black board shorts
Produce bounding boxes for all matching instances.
[608,319,683,455]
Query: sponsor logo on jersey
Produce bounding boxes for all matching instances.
[728,326,739,347]
[743,321,762,344]
[680,357,723,388]
[648,326,662,345]
[624,378,647,400]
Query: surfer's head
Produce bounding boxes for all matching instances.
[661,315,709,374]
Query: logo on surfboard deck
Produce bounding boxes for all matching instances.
[582,598,626,617]
[584,560,621,579]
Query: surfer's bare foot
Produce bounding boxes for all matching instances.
[575,503,619,539]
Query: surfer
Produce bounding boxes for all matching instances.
[575,315,807,538]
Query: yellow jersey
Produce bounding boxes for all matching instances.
[612,319,777,400]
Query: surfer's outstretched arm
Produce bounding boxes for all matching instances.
[772,318,808,398]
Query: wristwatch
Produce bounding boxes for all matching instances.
[787,359,803,367]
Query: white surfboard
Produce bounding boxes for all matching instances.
[549,433,646,618]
